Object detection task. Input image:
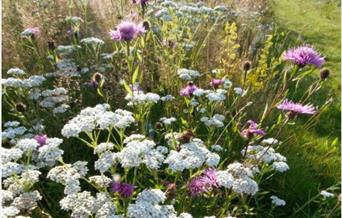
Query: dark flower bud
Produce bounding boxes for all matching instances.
[320,68,330,80]
[15,102,27,112]
[243,61,251,71]
[142,21,150,31]
[48,40,56,50]
[287,111,297,119]
[154,122,163,129]
[187,81,194,86]
[92,72,103,83]
[179,130,194,144]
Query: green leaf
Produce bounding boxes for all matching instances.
[331,137,339,147]
[122,80,132,95]
[132,66,139,84]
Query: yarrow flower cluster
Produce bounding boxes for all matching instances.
[242,145,289,173]
[128,189,191,218]
[216,162,259,195]
[200,114,225,128]
[125,89,160,106]
[6,68,26,76]
[61,104,135,138]
[164,137,220,172]
[116,134,167,169]
[60,191,118,218]
[177,68,201,81]
[270,195,286,206]
[47,161,88,195]
[80,37,105,46]
[1,75,46,88]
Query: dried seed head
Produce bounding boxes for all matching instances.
[179,130,195,144]
[154,122,163,129]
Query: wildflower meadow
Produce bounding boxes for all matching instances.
[1,0,341,217]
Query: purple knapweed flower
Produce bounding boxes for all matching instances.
[282,45,325,68]
[241,120,266,139]
[277,99,316,117]
[180,82,198,97]
[34,134,48,147]
[187,168,218,196]
[111,182,134,198]
[21,27,40,38]
[210,78,224,89]
[110,21,146,41]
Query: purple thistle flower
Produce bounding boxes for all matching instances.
[277,99,316,116]
[111,182,134,198]
[110,21,146,42]
[187,168,218,196]
[282,45,325,68]
[34,134,48,147]
[210,78,224,89]
[241,120,266,139]
[180,83,198,97]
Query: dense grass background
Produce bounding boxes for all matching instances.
[270,0,341,216]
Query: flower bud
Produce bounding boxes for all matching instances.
[92,72,103,83]
[320,68,330,80]
[142,21,150,31]
[243,61,252,71]
[15,102,27,112]
[179,130,194,144]
[48,40,56,50]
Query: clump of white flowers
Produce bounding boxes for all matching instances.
[37,138,64,167]
[320,190,335,199]
[242,145,289,173]
[116,134,167,169]
[206,89,227,102]
[160,117,177,125]
[216,162,259,195]
[128,189,190,218]
[47,161,88,195]
[2,122,27,144]
[164,137,220,172]
[161,94,175,102]
[80,37,105,46]
[60,192,118,218]
[177,68,201,81]
[1,75,46,88]
[61,104,135,138]
[200,114,225,128]
[7,67,26,76]
[270,195,286,206]
[39,87,70,114]
[125,90,160,106]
